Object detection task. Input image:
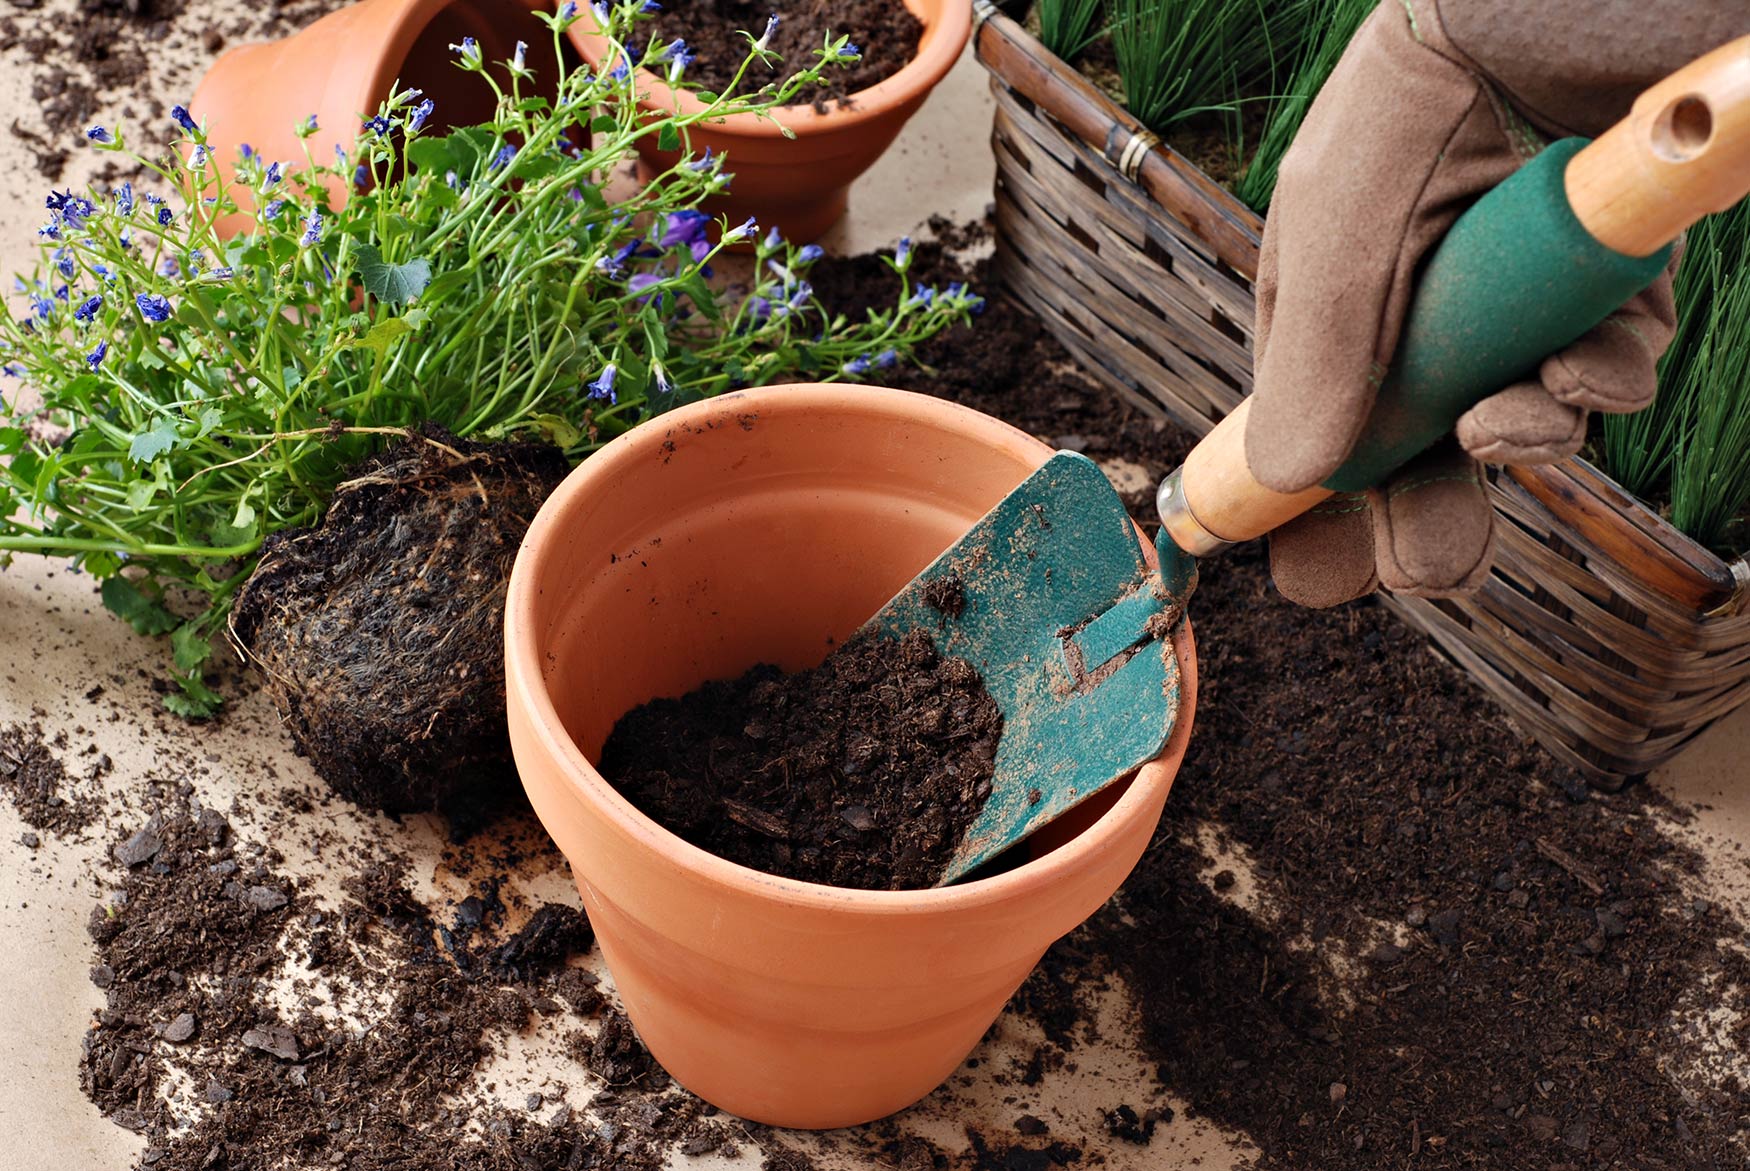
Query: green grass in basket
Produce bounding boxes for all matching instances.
[1036,0,1107,60]
[1110,0,1312,135]
[1232,0,1374,211]
[1600,200,1750,552]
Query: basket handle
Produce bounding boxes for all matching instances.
[1160,35,1750,555]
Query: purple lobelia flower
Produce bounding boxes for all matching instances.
[86,340,108,369]
[135,292,173,323]
[171,105,198,133]
[661,210,712,262]
[586,363,618,404]
[73,294,103,323]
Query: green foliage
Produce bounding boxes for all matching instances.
[1109,0,1310,134]
[1233,0,1374,211]
[1600,203,1750,552]
[1036,0,1106,60]
[0,0,983,712]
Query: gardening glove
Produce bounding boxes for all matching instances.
[1249,0,1742,608]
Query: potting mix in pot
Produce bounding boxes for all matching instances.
[4,0,1750,1168]
[600,628,1006,890]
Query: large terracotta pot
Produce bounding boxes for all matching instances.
[568,1,972,241]
[189,0,524,230]
[504,384,1197,1128]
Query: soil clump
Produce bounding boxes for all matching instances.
[0,721,100,834]
[230,427,569,814]
[648,0,923,109]
[600,628,1003,890]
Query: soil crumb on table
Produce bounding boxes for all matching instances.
[0,721,100,835]
[647,0,924,109]
[600,629,1003,890]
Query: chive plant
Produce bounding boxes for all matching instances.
[1036,0,1106,60]
[1233,0,1375,210]
[1600,202,1750,552]
[1109,0,1310,135]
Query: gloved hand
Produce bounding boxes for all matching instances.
[1250,0,1742,608]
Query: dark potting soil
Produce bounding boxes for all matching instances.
[805,227,1750,1167]
[600,629,1004,890]
[0,0,353,179]
[230,427,569,815]
[79,798,767,1171]
[647,0,924,109]
[0,721,102,835]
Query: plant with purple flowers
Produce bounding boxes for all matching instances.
[0,0,978,716]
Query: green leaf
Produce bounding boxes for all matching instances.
[528,414,582,448]
[82,550,122,578]
[340,316,418,359]
[101,577,180,636]
[128,416,182,464]
[0,427,22,455]
[658,124,681,152]
[124,479,157,509]
[171,623,213,674]
[590,115,620,134]
[355,243,433,305]
[164,671,224,719]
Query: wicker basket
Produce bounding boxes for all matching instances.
[971,1,1750,784]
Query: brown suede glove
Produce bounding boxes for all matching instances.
[1250,0,1744,608]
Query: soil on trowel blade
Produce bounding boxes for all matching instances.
[809,225,1750,1168]
[230,427,569,815]
[600,629,1003,890]
[648,0,923,109]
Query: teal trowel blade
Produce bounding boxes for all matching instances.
[860,452,1186,884]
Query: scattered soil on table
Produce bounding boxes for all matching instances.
[648,0,924,110]
[79,798,765,1171]
[0,0,352,179]
[0,721,101,834]
[600,628,1003,890]
[809,227,1750,1167]
[230,427,568,815]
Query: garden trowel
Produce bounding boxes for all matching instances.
[865,34,1750,885]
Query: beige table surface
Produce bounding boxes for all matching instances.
[2,16,1747,1171]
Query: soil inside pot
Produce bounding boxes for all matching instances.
[645,0,924,110]
[599,629,1004,891]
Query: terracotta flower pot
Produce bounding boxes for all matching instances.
[567,1,972,242]
[504,384,1197,1128]
[189,0,524,232]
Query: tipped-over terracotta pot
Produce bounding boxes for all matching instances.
[504,384,1197,1128]
[567,1,972,241]
[189,0,523,232]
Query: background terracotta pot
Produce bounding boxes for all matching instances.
[504,384,1197,1128]
[568,0,972,242]
[189,0,526,234]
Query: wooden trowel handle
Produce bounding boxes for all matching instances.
[1160,35,1750,555]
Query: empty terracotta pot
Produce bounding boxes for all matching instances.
[567,1,972,241]
[189,0,523,233]
[504,384,1198,1128]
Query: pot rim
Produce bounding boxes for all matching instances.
[505,383,1197,914]
[565,0,973,138]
